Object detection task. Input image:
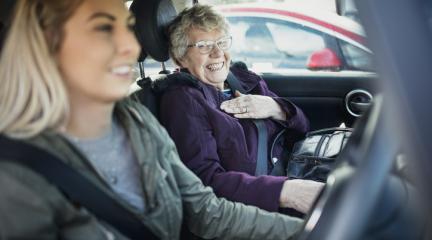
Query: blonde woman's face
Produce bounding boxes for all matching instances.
[179,28,231,91]
[57,0,140,104]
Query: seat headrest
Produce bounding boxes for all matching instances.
[0,23,5,55]
[0,0,15,24]
[130,0,177,62]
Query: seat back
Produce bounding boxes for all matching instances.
[130,75,166,119]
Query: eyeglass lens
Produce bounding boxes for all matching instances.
[197,37,232,53]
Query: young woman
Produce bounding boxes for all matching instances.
[0,0,303,239]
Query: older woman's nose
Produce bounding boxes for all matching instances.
[210,44,224,57]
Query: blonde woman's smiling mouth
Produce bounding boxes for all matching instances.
[110,65,133,78]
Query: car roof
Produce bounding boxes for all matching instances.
[216,3,368,51]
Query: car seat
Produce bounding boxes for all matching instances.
[0,23,5,54]
[129,0,178,120]
[0,0,15,55]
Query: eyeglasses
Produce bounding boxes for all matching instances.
[187,36,232,54]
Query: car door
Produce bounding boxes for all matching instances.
[262,71,377,130]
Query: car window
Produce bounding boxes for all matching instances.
[228,16,327,71]
[140,57,176,77]
[136,2,374,76]
[339,40,374,71]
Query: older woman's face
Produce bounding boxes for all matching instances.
[57,0,140,104]
[179,28,231,90]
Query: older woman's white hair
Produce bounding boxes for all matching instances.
[167,4,230,65]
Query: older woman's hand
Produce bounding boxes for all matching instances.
[279,179,325,214]
[220,91,287,121]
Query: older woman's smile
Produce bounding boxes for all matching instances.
[206,62,224,71]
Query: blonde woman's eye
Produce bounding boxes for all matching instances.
[95,24,113,33]
[127,23,135,31]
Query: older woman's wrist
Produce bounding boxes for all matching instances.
[279,179,325,213]
[270,98,287,121]
[279,180,294,208]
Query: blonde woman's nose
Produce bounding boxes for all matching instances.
[117,28,141,59]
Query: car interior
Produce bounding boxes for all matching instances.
[130,0,427,238]
[0,0,431,239]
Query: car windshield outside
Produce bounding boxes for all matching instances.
[219,3,372,72]
[135,0,373,76]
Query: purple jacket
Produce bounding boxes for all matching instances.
[159,65,309,212]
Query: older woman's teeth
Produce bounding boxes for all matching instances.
[206,62,224,71]
[111,66,132,75]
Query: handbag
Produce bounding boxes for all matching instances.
[286,127,352,182]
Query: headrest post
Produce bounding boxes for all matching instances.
[139,61,146,79]
[159,62,171,74]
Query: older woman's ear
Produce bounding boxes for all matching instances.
[174,57,185,68]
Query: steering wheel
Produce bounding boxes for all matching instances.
[298,95,399,240]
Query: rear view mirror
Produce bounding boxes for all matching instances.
[307,48,342,71]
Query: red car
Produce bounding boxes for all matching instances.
[217,3,372,73]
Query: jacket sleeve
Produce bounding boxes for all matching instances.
[160,88,286,212]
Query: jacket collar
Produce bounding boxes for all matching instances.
[162,67,261,107]
[229,66,262,92]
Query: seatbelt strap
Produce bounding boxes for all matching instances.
[252,120,269,176]
[226,72,268,176]
[0,136,158,240]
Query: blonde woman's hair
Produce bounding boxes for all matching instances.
[167,4,230,65]
[0,0,82,138]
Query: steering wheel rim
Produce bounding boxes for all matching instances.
[298,95,399,240]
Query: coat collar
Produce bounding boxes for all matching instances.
[161,65,262,107]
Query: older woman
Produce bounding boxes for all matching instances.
[160,4,324,214]
[0,0,304,239]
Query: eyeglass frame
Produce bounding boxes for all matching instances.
[186,36,233,54]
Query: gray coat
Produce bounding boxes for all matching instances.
[0,99,303,240]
